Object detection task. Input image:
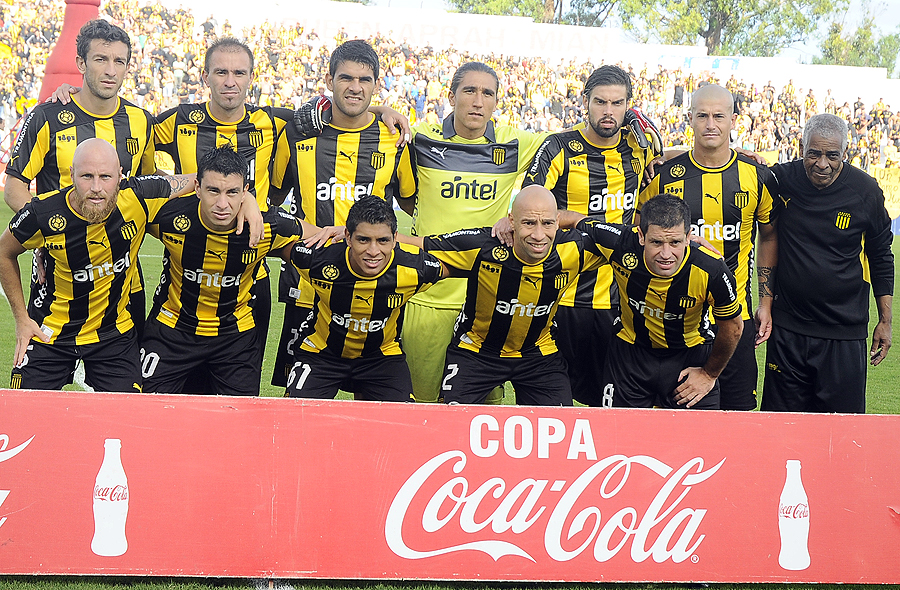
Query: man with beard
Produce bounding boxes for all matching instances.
[516,65,658,406]
[0,139,193,391]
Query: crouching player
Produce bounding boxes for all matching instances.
[141,146,308,395]
[564,193,743,409]
[285,195,445,401]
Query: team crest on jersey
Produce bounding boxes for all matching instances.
[57,110,75,125]
[370,150,385,170]
[492,147,506,166]
[631,158,642,174]
[835,211,851,229]
[189,109,206,124]
[120,220,138,240]
[48,214,67,232]
[249,131,264,148]
[241,249,257,264]
[554,272,568,291]
[568,139,584,153]
[125,137,139,155]
[491,246,509,262]
[622,252,639,270]
[386,292,403,308]
[173,215,191,232]
[322,264,340,280]
[733,191,749,209]
[680,296,697,308]
[670,164,686,178]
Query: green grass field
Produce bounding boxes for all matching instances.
[1,201,899,589]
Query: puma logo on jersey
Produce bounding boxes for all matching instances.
[608,162,622,173]
[648,287,665,299]
[780,196,791,207]
[354,294,373,304]
[339,150,355,162]
[218,133,236,145]
[207,250,226,260]
[524,276,540,288]
[88,237,108,248]
[430,146,447,160]
[704,193,721,203]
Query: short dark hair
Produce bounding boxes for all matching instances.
[639,193,690,235]
[204,37,254,74]
[450,61,499,95]
[583,65,632,102]
[346,195,397,235]
[197,146,248,185]
[76,19,132,63]
[329,39,379,79]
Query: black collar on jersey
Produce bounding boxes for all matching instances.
[442,114,496,142]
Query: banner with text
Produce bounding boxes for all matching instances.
[1,389,899,583]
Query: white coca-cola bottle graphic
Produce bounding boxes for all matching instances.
[778,459,810,570]
[91,438,129,557]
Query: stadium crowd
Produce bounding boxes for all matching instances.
[1,0,899,170]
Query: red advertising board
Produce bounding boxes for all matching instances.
[1,388,899,583]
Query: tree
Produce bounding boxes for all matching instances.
[815,17,900,77]
[613,0,847,56]
[447,0,545,22]
[561,0,617,27]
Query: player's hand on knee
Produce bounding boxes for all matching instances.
[491,216,513,247]
[673,367,715,408]
[14,318,48,367]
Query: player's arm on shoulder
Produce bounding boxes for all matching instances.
[47,83,79,104]
[0,229,48,365]
[397,232,424,249]
[301,220,345,249]
[559,209,588,229]
[754,220,777,346]
[162,173,196,198]
[4,176,35,213]
[233,190,263,248]
[370,104,411,146]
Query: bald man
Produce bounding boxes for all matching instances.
[639,84,778,411]
[0,138,193,392]
[400,186,612,405]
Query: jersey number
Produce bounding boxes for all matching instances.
[140,349,160,378]
[287,362,312,390]
[441,363,459,391]
[602,383,614,408]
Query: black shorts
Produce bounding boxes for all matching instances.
[286,349,413,402]
[271,305,314,387]
[440,347,572,406]
[761,327,866,413]
[715,318,758,410]
[554,305,618,406]
[140,320,260,396]
[603,337,720,410]
[10,330,141,392]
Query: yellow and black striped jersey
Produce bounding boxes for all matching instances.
[8,176,172,345]
[577,218,741,349]
[6,96,156,196]
[640,151,776,320]
[289,241,443,359]
[422,227,608,358]
[278,114,416,308]
[410,116,547,309]
[523,126,653,310]
[154,102,292,209]
[148,199,301,337]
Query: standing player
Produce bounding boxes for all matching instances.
[562,194,744,409]
[519,65,657,406]
[0,139,193,391]
[400,61,549,404]
[5,20,157,339]
[141,147,306,396]
[761,114,893,413]
[286,196,443,401]
[272,39,416,387]
[400,186,610,406]
[641,84,778,411]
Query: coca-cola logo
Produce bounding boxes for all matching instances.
[0,433,35,463]
[94,484,129,502]
[385,415,725,565]
[779,503,809,519]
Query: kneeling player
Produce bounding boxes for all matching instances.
[565,194,743,409]
[141,147,304,395]
[286,195,444,401]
